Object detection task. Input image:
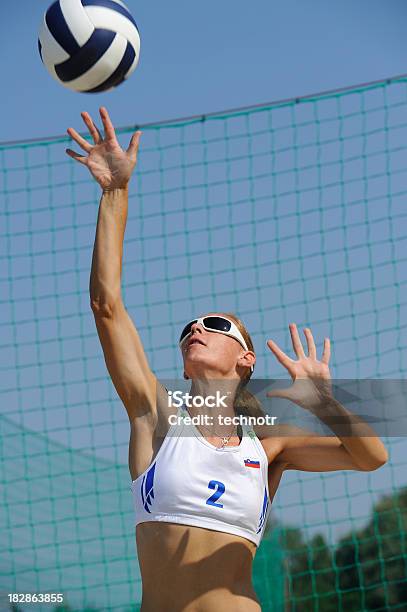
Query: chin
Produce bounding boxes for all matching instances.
[185,358,223,377]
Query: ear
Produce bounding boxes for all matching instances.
[237,351,256,371]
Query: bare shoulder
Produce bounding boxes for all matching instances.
[129,380,179,480]
[154,380,179,437]
[129,380,177,437]
[255,424,285,465]
[256,423,312,467]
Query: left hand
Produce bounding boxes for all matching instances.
[266,324,332,411]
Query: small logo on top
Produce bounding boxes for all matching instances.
[244,458,260,469]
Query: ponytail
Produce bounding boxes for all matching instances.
[234,377,265,419]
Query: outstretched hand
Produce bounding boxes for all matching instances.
[66,107,142,191]
[267,323,333,411]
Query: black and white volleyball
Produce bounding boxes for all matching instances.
[38,0,140,93]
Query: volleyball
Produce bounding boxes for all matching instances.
[38,0,140,93]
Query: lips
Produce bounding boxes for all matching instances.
[188,337,205,347]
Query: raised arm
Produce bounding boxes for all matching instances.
[89,187,160,424]
[66,108,168,430]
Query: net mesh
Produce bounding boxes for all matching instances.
[1,75,407,611]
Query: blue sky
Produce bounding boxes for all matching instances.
[2,0,407,142]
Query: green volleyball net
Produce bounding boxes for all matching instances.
[1,74,407,611]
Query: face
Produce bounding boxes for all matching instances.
[180,313,254,379]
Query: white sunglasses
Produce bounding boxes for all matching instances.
[179,316,254,373]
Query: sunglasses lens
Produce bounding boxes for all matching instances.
[203,316,232,333]
[179,320,197,344]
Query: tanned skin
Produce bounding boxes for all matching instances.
[66,108,388,612]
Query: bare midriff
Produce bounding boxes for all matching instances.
[136,521,261,612]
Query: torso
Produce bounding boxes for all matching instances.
[136,522,261,611]
[129,396,285,612]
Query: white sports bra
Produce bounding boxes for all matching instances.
[130,405,271,546]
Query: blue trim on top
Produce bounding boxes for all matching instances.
[141,462,156,513]
[256,487,269,534]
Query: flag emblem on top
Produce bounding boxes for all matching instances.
[244,458,260,469]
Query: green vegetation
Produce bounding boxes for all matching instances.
[281,487,407,611]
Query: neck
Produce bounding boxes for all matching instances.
[186,378,241,425]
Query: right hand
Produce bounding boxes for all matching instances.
[66,106,142,191]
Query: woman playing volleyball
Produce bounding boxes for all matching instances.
[66,107,388,612]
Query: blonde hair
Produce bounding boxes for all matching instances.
[221,312,265,419]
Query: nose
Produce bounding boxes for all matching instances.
[190,321,203,334]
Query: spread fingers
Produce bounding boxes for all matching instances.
[67,126,92,153]
[65,148,87,165]
[81,112,102,144]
